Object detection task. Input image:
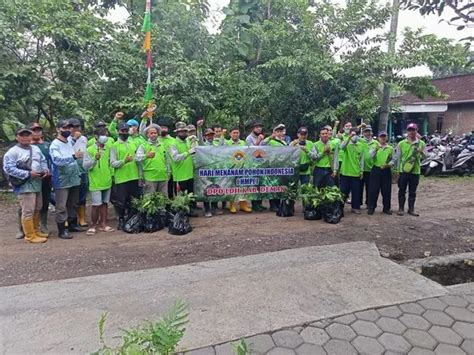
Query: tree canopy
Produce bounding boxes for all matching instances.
[0,0,470,141]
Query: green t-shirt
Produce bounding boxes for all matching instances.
[111,140,139,184]
[142,141,168,182]
[226,139,247,146]
[86,144,113,191]
[296,140,314,175]
[361,138,379,172]
[397,139,426,175]
[108,119,119,140]
[314,140,337,169]
[170,138,193,182]
[374,144,394,168]
[340,140,364,177]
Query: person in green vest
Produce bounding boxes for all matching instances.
[393,123,426,216]
[368,130,394,215]
[360,125,379,208]
[83,127,115,235]
[312,127,337,188]
[136,124,169,195]
[225,127,252,214]
[156,118,176,198]
[336,128,364,213]
[108,111,125,141]
[126,119,146,146]
[110,122,141,230]
[169,122,198,216]
[87,121,115,148]
[290,127,315,185]
[262,124,287,212]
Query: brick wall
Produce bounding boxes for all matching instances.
[427,103,474,134]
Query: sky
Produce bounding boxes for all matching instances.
[108,0,470,76]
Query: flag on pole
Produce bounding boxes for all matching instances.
[142,0,153,106]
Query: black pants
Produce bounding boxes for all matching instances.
[398,173,420,211]
[340,175,361,210]
[359,171,371,206]
[203,202,218,212]
[168,175,176,199]
[112,180,140,217]
[313,167,334,188]
[40,176,52,215]
[368,167,392,212]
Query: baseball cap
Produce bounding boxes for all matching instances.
[407,123,418,130]
[186,124,196,131]
[127,119,139,127]
[69,118,81,127]
[28,122,43,130]
[204,128,215,136]
[362,125,373,132]
[252,120,263,128]
[94,121,107,128]
[56,119,72,129]
[118,122,130,131]
[297,127,308,134]
[378,130,388,137]
[16,127,32,135]
[175,121,188,132]
[273,123,285,132]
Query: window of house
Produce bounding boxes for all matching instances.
[436,115,443,132]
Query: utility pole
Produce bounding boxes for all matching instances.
[378,0,400,132]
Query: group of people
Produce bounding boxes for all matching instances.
[3,112,426,243]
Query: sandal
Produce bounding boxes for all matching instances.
[86,228,96,235]
[99,226,115,233]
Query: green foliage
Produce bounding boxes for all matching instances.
[282,181,300,201]
[232,338,251,355]
[132,192,170,216]
[93,301,189,355]
[170,192,195,213]
[301,184,344,207]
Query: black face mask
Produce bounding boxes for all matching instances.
[160,130,168,137]
[177,133,187,140]
[119,133,129,141]
[60,131,71,138]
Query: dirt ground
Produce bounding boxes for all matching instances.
[0,177,473,287]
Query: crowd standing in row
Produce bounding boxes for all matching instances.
[3,112,427,243]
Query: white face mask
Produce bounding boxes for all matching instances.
[344,128,351,134]
[98,136,108,144]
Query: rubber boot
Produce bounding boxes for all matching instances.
[40,209,49,234]
[57,222,72,239]
[239,201,252,213]
[16,208,24,239]
[229,202,237,214]
[77,205,88,227]
[68,218,84,232]
[33,212,49,238]
[22,217,47,243]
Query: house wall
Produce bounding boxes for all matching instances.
[427,103,474,135]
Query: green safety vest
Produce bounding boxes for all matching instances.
[111,140,139,184]
[158,135,176,152]
[170,138,193,182]
[361,139,379,172]
[226,139,247,146]
[398,139,426,175]
[142,141,168,182]
[314,140,336,169]
[87,137,115,149]
[86,144,113,191]
[340,141,364,177]
[295,140,314,175]
[374,144,394,168]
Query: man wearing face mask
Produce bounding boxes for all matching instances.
[3,127,49,243]
[50,119,83,239]
[68,118,89,228]
[83,128,114,235]
[87,121,115,148]
[110,122,141,229]
[359,125,378,208]
[169,122,198,216]
[136,124,169,195]
[336,128,364,214]
[157,119,176,198]
[126,119,146,146]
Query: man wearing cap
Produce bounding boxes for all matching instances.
[30,122,53,235]
[367,131,394,215]
[359,125,378,208]
[157,118,176,198]
[50,119,83,238]
[136,124,169,195]
[108,111,125,140]
[110,122,141,229]
[246,119,267,211]
[3,128,49,243]
[126,119,146,146]
[83,127,115,235]
[186,124,197,139]
[68,118,89,227]
[87,121,114,148]
[312,127,337,188]
[290,127,315,185]
[169,122,198,216]
[336,128,364,213]
[393,123,426,216]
